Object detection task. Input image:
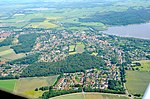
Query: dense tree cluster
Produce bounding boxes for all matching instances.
[79,8,150,25]
[108,80,124,91]
[0,37,13,47]
[11,33,37,54]
[21,53,106,77]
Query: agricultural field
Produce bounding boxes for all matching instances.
[26,20,58,29]
[132,60,150,72]
[51,93,129,99]
[14,75,58,98]
[0,46,25,62]
[0,79,17,92]
[126,71,150,96]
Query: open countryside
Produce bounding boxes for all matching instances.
[126,71,150,96]
[51,93,129,99]
[0,0,150,99]
[0,79,16,92]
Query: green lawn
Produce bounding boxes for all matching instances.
[0,79,17,92]
[126,71,150,95]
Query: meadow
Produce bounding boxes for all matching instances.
[126,71,150,96]
[0,79,17,92]
[14,75,58,98]
[51,93,129,99]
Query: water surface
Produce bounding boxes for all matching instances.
[103,23,150,39]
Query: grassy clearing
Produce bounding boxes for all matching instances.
[126,71,150,95]
[15,75,58,98]
[91,52,98,56]
[69,45,75,52]
[51,93,129,99]
[133,60,150,72]
[0,49,14,57]
[0,46,10,52]
[75,42,85,53]
[0,46,25,61]
[0,79,17,92]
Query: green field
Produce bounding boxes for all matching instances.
[69,42,85,55]
[51,93,129,99]
[0,79,17,92]
[126,71,150,96]
[0,46,25,62]
[133,60,150,72]
[75,42,85,53]
[15,75,58,98]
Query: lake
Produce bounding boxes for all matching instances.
[103,23,150,39]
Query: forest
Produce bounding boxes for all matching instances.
[21,53,106,77]
[11,33,37,54]
[79,8,150,25]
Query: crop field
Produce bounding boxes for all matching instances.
[51,93,129,99]
[126,71,150,95]
[75,42,85,53]
[26,20,58,29]
[133,60,150,72]
[0,46,25,61]
[0,79,17,92]
[14,75,58,98]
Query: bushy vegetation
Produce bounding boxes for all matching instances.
[11,33,37,53]
[79,8,150,25]
[21,53,106,77]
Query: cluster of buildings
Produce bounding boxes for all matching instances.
[54,67,120,91]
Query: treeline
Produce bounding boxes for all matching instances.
[79,8,150,25]
[11,33,37,54]
[42,85,125,99]
[8,53,40,64]
[21,53,106,77]
[42,88,82,99]
[0,75,19,80]
[83,87,125,94]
